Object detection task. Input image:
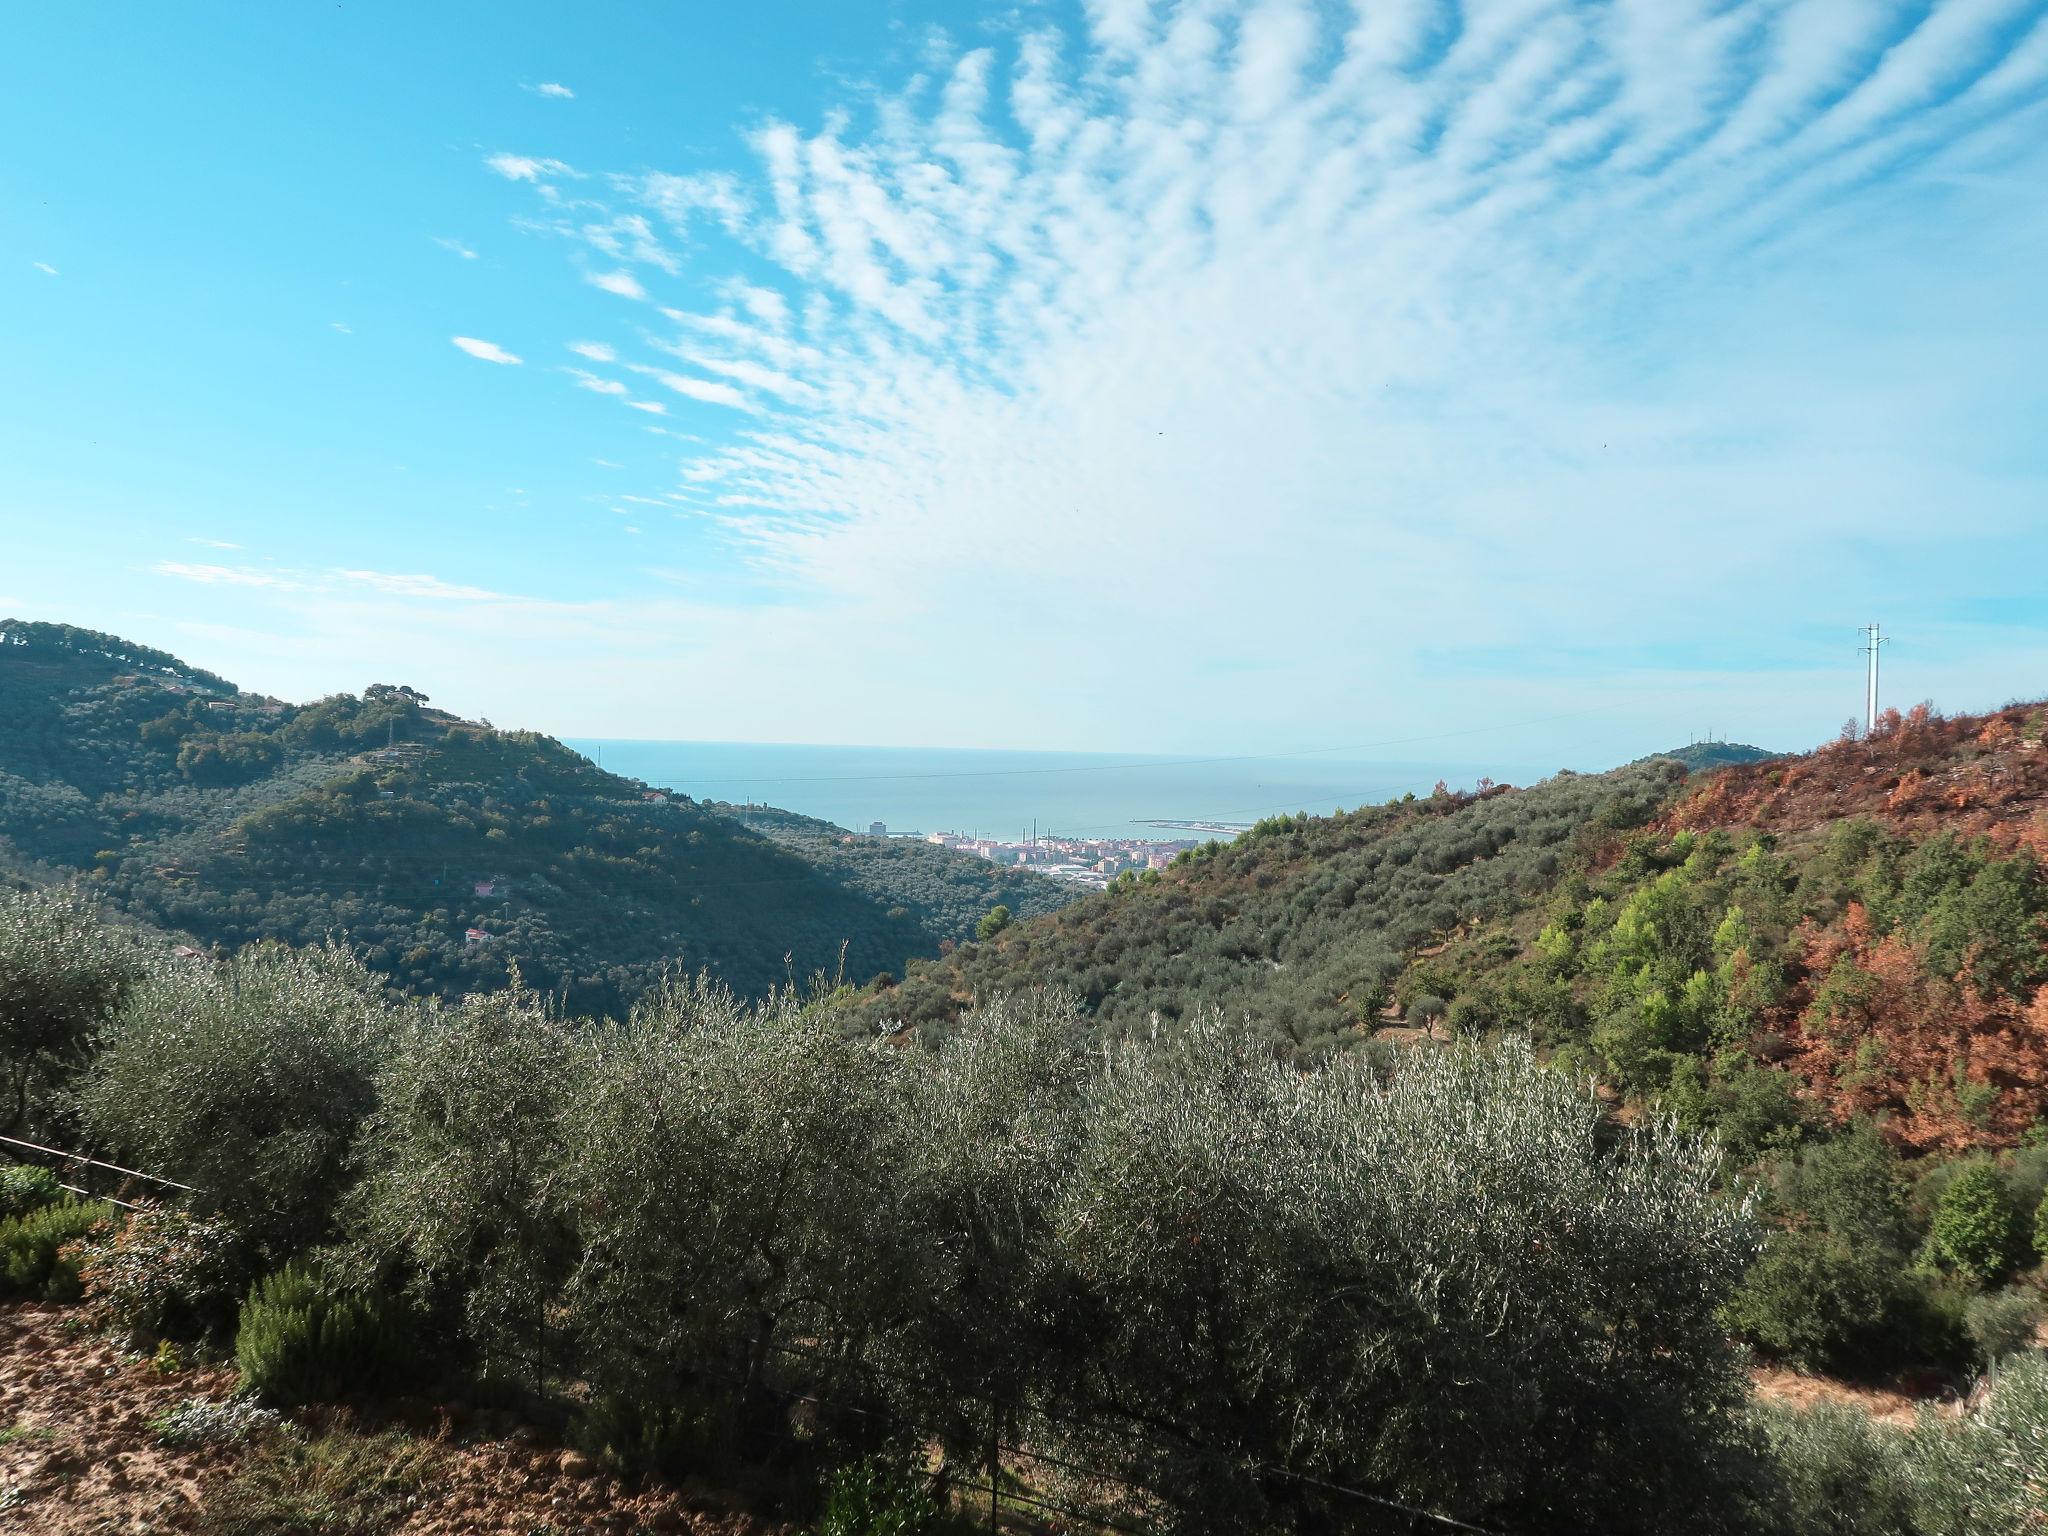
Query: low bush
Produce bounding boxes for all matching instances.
[1963,1287,2042,1366]
[0,1163,62,1220]
[150,1394,284,1449]
[78,1205,244,1342]
[1904,1350,2048,1536]
[235,1262,414,1406]
[811,1455,945,1536]
[1763,1352,2048,1536]
[0,1197,114,1299]
[1758,1399,1915,1536]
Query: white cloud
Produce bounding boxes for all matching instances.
[586,268,647,300]
[186,538,242,550]
[592,457,624,468]
[566,367,629,396]
[640,368,748,410]
[157,562,507,603]
[451,336,522,365]
[434,236,479,259]
[567,340,617,362]
[330,570,505,602]
[457,0,2048,749]
[31,261,58,276]
[626,170,750,236]
[627,400,668,415]
[532,81,575,99]
[486,153,576,182]
[154,562,304,591]
[330,321,352,334]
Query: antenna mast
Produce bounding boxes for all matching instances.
[1860,624,1888,735]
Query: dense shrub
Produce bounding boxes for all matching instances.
[1727,1124,1970,1374]
[811,1456,944,1536]
[1924,1163,2023,1284]
[80,942,395,1259]
[1762,1352,2048,1535]
[0,1162,63,1219]
[0,1196,114,1298]
[1963,1288,2042,1366]
[1759,1400,1916,1536]
[77,1205,243,1341]
[235,1262,414,1406]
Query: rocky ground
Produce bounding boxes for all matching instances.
[0,1301,786,1536]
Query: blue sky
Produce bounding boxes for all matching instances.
[4,0,2047,766]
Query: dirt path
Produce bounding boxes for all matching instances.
[0,1302,781,1535]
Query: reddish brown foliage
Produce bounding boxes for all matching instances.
[1786,918,2048,1152]
[1664,700,2048,850]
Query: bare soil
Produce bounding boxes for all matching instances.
[0,1301,785,1536]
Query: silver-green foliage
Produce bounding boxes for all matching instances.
[1044,1022,1762,1534]
[0,889,140,1134]
[342,984,586,1380]
[556,977,904,1426]
[78,942,394,1259]
[1762,1352,2048,1536]
[1904,1351,2048,1536]
[292,978,1773,1533]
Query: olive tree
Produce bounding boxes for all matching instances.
[877,992,1094,1470]
[1043,1026,1764,1535]
[0,889,140,1136]
[79,940,391,1258]
[553,977,905,1468]
[342,983,587,1384]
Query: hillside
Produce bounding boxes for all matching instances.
[0,619,1068,1013]
[710,800,1068,949]
[865,704,2048,1148]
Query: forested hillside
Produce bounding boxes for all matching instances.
[861,701,2048,1384]
[0,620,1066,1012]
[712,801,1068,951]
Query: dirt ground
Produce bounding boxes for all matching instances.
[0,1302,784,1536]
[1747,1364,1952,1431]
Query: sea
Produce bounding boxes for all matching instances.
[564,739,1558,843]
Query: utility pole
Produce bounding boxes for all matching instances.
[1860,623,1888,735]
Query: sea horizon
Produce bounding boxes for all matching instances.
[566,737,1562,843]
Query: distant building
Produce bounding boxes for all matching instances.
[869,821,887,837]
[473,880,496,897]
[464,928,490,944]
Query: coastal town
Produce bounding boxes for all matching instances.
[872,823,1206,889]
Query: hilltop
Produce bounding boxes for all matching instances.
[0,619,1068,1013]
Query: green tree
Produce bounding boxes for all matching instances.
[0,890,139,1134]
[80,942,393,1260]
[975,904,1012,942]
[1924,1162,2022,1285]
